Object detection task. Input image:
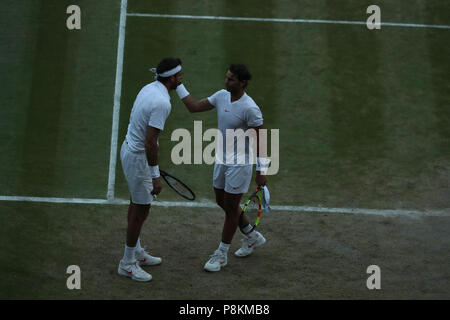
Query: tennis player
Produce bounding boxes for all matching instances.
[118,57,183,282]
[176,64,269,272]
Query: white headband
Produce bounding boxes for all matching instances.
[149,65,182,79]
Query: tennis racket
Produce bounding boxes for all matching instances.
[154,170,195,201]
[240,186,264,233]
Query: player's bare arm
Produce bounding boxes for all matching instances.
[175,82,214,113]
[145,125,162,195]
[181,95,215,113]
[252,125,267,186]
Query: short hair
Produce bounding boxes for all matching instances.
[229,64,252,87]
[156,57,182,82]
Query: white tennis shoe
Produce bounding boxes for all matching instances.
[234,231,266,257]
[118,260,152,282]
[204,249,227,272]
[136,248,162,266]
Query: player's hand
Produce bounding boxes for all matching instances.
[255,172,267,187]
[151,177,162,195]
[175,72,183,86]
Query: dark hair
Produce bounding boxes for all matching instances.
[156,57,182,82]
[229,64,252,87]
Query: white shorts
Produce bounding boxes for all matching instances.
[120,140,153,205]
[213,163,253,194]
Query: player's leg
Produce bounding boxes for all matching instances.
[204,165,229,272]
[126,200,149,248]
[238,208,251,231]
[216,187,251,238]
[214,187,226,211]
[119,200,154,282]
[205,165,257,271]
[204,191,242,272]
[221,191,244,244]
[233,165,266,257]
[127,200,162,267]
[118,141,157,281]
[120,199,161,281]
[223,165,253,238]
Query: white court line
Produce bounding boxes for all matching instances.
[0,195,448,217]
[126,13,450,30]
[0,196,112,205]
[107,0,128,200]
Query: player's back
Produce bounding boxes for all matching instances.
[126,81,171,152]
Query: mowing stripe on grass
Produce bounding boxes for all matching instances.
[126,13,450,30]
[1,195,448,217]
[107,0,128,201]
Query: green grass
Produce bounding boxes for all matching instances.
[0,0,119,198]
[0,0,449,299]
[116,7,449,209]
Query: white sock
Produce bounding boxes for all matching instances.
[123,245,136,263]
[136,237,142,252]
[218,242,230,253]
[241,224,253,235]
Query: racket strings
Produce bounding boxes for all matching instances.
[164,176,195,200]
[242,194,261,225]
[247,196,260,209]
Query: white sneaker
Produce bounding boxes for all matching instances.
[118,260,152,282]
[234,231,266,257]
[204,249,227,272]
[136,248,162,266]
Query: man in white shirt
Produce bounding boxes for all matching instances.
[175,64,268,272]
[118,58,182,282]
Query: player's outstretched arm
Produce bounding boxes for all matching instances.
[182,95,214,113]
[176,84,214,113]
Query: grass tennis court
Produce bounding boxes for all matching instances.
[0,0,449,299]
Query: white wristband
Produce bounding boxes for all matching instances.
[176,84,190,99]
[256,157,270,172]
[149,165,160,178]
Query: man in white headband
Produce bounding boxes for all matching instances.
[175,64,269,272]
[118,57,182,282]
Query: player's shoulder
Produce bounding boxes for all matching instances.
[212,89,229,97]
[139,81,157,93]
[243,93,260,110]
[141,81,165,93]
[208,89,229,106]
[143,82,170,102]
[136,82,156,100]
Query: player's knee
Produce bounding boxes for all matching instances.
[216,198,226,211]
[130,203,150,222]
[223,203,239,216]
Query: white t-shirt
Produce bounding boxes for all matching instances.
[125,81,171,152]
[208,89,263,165]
